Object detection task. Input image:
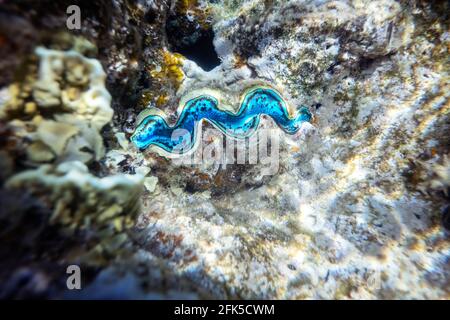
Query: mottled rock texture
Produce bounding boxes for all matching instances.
[0,0,448,299]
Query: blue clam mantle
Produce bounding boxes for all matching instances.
[131,88,312,154]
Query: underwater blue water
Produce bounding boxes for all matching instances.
[131,88,312,153]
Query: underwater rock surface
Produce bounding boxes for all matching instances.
[131,87,311,153]
[0,0,449,299]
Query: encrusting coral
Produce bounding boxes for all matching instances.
[429,156,450,196]
[131,87,311,154]
[1,47,113,164]
[0,0,449,300]
[142,49,186,108]
[6,161,142,259]
[0,46,144,267]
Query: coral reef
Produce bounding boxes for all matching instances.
[0,47,112,164]
[0,0,449,299]
[6,162,142,237]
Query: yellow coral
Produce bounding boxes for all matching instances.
[0,47,112,164]
[177,0,197,12]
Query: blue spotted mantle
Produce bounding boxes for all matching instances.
[131,88,312,154]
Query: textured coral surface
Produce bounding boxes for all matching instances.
[0,0,448,299]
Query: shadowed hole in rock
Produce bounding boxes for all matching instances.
[166,20,221,72]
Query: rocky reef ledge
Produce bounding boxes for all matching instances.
[0,0,448,299]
